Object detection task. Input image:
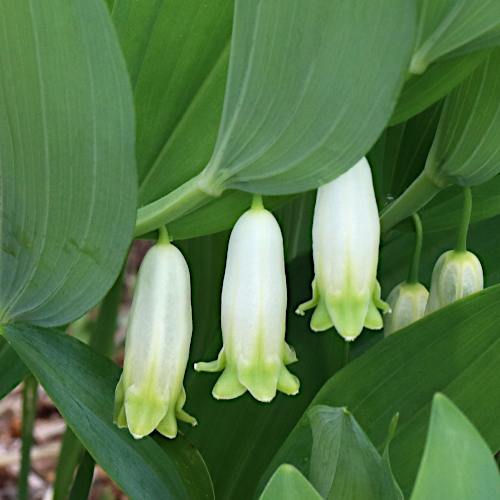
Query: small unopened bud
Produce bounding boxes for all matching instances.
[425,250,483,314]
[384,282,429,336]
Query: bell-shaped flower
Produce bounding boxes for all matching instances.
[114,229,196,439]
[194,196,300,403]
[296,157,389,341]
[384,282,429,336]
[425,250,483,314]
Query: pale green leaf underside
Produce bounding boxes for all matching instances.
[410,394,500,500]
[411,0,500,73]
[426,49,500,187]
[259,465,322,500]
[262,284,500,496]
[201,0,415,195]
[0,0,136,326]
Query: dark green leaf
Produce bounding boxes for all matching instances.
[259,465,321,500]
[411,394,500,500]
[0,343,29,400]
[0,0,136,326]
[390,50,488,125]
[1,323,198,500]
[153,432,215,500]
[201,0,415,195]
[262,284,500,497]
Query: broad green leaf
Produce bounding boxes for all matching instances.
[111,0,233,204]
[410,0,500,74]
[0,0,136,326]
[381,49,500,232]
[179,232,347,500]
[411,394,500,500]
[390,50,488,125]
[425,49,500,187]
[308,406,402,500]
[259,465,321,500]
[0,323,212,500]
[199,0,415,195]
[262,284,500,497]
[112,0,268,239]
[0,343,29,400]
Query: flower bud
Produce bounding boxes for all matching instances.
[114,234,196,439]
[383,282,429,336]
[194,198,300,403]
[425,250,484,314]
[296,157,388,341]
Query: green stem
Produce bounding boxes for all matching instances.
[133,175,215,238]
[251,194,264,210]
[407,213,423,284]
[18,374,38,500]
[54,272,124,500]
[157,226,170,245]
[379,172,442,233]
[455,186,472,253]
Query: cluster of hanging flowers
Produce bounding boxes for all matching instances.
[114,159,484,439]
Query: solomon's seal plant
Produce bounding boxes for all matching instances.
[114,227,196,439]
[195,195,300,402]
[384,213,429,336]
[296,157,389,341]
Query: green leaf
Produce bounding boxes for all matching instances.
[152,432,215,500]
[0,0,136,327]
[0,343,29,400]
[200,0,415,195]
[0,323,212,500]
[390,50,488,125]
[112,0,269,239]
[425,49,500,187]
[262,284,500,497]
[308,406,402,500]
[259,465,322,500]
[410,394,500,500]
[112,0,233,205]
[410,0,500,74]
[381,49,500,232]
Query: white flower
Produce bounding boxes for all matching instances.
[425,250,483,314]
[296,157,388,341]
[195,197,299,403]
[384,282,429,336]
[114,230,196,439]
